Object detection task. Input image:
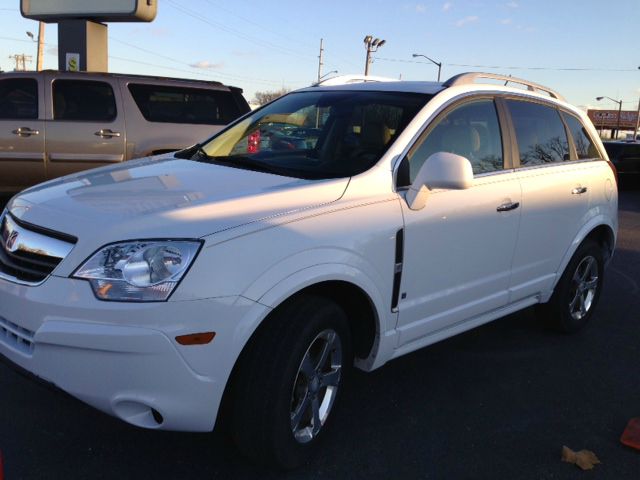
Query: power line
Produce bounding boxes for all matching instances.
[110,37,308,85]
[202,0,317,50]
[374,56,638,72]
[108,54,292,86]
[0,34,304,87]
[166,0,313,60]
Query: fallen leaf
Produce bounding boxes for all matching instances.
[561,445,601,471]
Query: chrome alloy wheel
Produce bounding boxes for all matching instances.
[290,329,342,444]
[569,255,599,321]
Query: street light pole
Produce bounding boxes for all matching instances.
[26,22,45,71]
[363,35,386,76]
[412,53,442,82]
[596,96,623,139]
[317,70,338,82]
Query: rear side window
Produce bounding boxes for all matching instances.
[562,112,602,160]
[128,84,242,125]
[0,78,38,119]
[406,98,504,181]
[53,80,117,121]
[507,100,569,166]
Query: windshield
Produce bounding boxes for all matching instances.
[192,90,431,180]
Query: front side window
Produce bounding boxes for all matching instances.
[0,78,38,119]
[194,91,430,180]
[562,112,601,160]
[405,99,504,182]
[53,80,116,121]
[128,84,242,125]
[507,100,569,166]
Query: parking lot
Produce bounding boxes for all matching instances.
[0,187,639,479]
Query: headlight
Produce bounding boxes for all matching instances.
[73,240,202,301]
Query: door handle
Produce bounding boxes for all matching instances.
[12,127,40,137]
[94,129,121,138]
[497,202,520,212]
[572,186,588,195]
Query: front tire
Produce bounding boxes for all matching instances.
[536,239,604,333]
[230,294,351,469]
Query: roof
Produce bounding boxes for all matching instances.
[299,72,567,104]
[0,70,243,91]
[300,80,446,95]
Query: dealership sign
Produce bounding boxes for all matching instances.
[21,0,157,22]
[587,109,639,129]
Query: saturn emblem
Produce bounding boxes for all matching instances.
[5,231,19,251]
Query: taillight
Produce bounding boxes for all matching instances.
[247,130,260,154]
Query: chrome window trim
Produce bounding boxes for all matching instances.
[513,158,599,173]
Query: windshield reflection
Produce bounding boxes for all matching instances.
[197,91,430,180]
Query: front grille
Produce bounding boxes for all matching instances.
[0,212,76,285]
[0,316,35,355]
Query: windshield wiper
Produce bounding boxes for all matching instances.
[194,144,210,159]
[175,143,210,160]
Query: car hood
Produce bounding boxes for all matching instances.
[7,156,350,244]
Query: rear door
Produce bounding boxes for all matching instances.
[0,75,45,193]
[506,99,597,302]
[45,75,126,180]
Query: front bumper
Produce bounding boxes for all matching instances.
[0,275,263,431]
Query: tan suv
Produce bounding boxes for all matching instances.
[0,70,250,194]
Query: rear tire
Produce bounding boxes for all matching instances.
[230,294,351,469]
[536,239,604,333]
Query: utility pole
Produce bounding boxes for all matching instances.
[9,54,32,71]
[36,22,45,71]
[634,97,640,141]
[317,38,324,83]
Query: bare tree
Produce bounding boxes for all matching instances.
[254,88,290,105]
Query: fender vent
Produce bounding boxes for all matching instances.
[391,228,404,312]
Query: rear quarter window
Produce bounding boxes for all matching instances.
[128,84,242,125]
[562,112,602,160]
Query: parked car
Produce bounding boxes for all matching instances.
[0,72,617,468]
[603,140,640,180]
[0,70,250,194]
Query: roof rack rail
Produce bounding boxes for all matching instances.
[442,72,565,101]
[312,74,399,87]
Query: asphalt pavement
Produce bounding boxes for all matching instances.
[0,188,639,479]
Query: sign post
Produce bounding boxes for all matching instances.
[21,0,157,72]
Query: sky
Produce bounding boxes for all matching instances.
[0,0,639,111]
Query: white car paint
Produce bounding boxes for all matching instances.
[0,76,617,433]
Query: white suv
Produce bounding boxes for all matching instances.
[0,73,617,468]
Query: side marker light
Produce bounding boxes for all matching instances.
[175,332,216,345]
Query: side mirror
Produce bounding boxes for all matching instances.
[405,152,474,210]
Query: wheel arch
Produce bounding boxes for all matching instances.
[216,277,385,431]
[550,218,616,298]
